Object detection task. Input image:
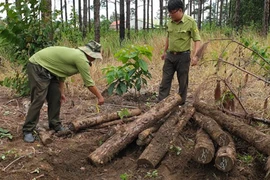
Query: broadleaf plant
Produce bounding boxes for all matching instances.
[102,45,153,96]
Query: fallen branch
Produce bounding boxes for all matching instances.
[2,155,26,172]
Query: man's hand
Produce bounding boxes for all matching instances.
[60,94,66,104]
[191,56,199,66]
[161,53,166,60]
[97,96,104,105]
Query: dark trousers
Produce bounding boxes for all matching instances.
[22,62,61,133]
[158,52,191,104]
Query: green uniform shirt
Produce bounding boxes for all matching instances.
[167,14,201,52]
[29,46,95,87]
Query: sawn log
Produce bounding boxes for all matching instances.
[70,108,142,132]
[88,93,182,166]
[137,106,195,168]
[215,133,236,172]
[194,101,270,156]
[193,112,231,146]
[193,128,215,164]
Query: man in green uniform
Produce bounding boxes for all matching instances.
[158,0,201,105]
[23,40,105,143]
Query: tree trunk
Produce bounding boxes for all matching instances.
[138,125,160,141]
[262,0,269,37]
[219,0,223,27]
[135,0,138,32]
[70,108,142,132]
[94,0,101,42]
[198,0,202,30]
[159,0,163,28]
[137,106,194,168]
[126,0,130,39]
[38,130,54,145]
[234,0,240,31]
[78,0,82,32]
[193,129,215,164]
[114,0,118,31]
[137,108,183,168]
[194,101,270,156]
[72,0,76,28]
[215,134,236,172]
[193,112,231,146]
[88,94,182,166]
[136,135,153,146]
[119,0,125,44]
[41,0,53,40]
[82,0,87,38]
[93,116,138,129]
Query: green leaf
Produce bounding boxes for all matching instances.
[0,128,9,133]
[138,59,148,71]
[116,83,124,95]
[108,82,117,96]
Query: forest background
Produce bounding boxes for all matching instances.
[0,0,268,97]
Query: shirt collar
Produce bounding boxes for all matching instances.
[171,14,186,24]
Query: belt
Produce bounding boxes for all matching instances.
[168,50,190,55]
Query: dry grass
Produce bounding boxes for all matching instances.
[1,30,270,120]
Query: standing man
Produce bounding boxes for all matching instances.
[23,40,105,143]
[158,0,201,105]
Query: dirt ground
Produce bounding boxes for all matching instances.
[0,84,268,180]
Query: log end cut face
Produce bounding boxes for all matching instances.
[193,147,214,164]
[215,156,235,172]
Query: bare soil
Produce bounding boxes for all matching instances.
[0,85,267,180]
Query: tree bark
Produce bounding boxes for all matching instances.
[88,94,182,166]
[136,135,153,146]
[215,134,236,172]
[70,108,142,132]
[92,116,138,129]
[94,0,101,42]
[137,108,183,168]
[137,106,194,168]
[193,112,231,146]
[194,101,270,155]
[38,130,54,145]
[193,129,215,164]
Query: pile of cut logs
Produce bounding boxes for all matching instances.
[38,93,270,175]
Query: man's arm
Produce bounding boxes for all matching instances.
[59,81,66,103]
[191,40,201,66]
[161,37,169,60]
[88,86,104,105]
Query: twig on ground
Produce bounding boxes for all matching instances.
[31,174,45,180]
[2,155,25,172]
